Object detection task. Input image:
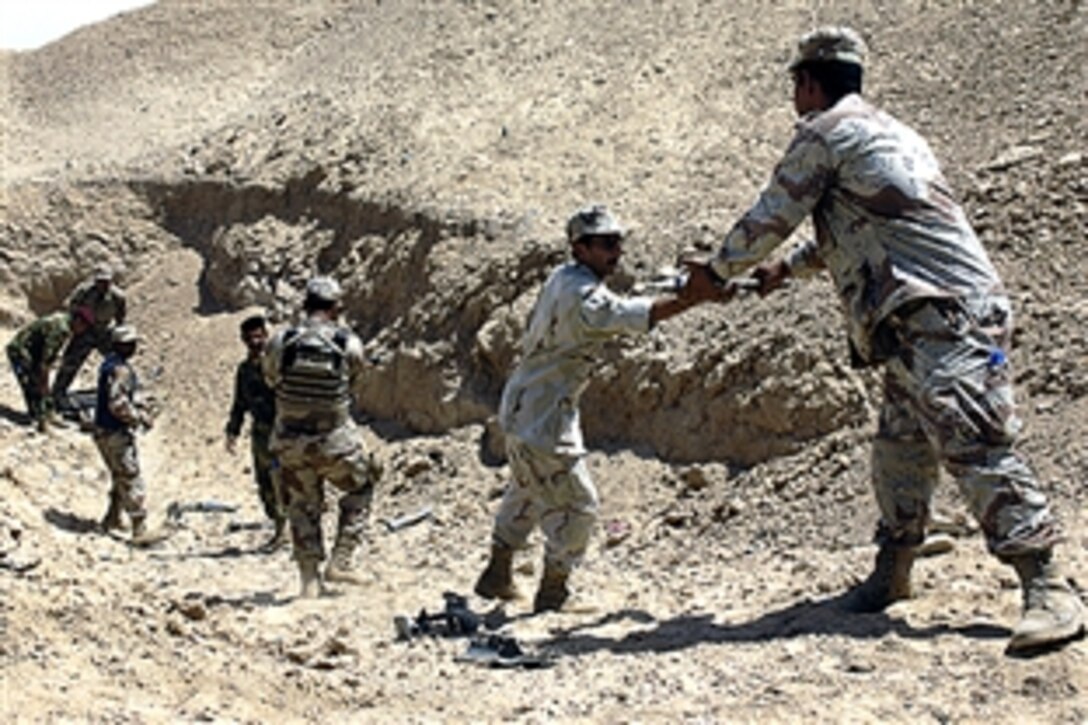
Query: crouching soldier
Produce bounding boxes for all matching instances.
[474,204,723,612]
[94,325,156,545]
[6,307,93,431]
[225,315,286,552]
[262,276,380,598]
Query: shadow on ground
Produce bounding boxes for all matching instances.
[0,403,32,427]
[544,595,1010,657]
[43,507,102,534]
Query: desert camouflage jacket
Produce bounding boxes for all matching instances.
[498,261,652,456]
[6,312,71,370]
[710,93,1003,362]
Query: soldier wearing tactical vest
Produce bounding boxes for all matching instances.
[262,276,378,598]
[93,325,157,545]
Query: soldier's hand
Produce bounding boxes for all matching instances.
[225,435,237,455]
[752,259,790,297]
[140,412,154,431]
[681,260,736,304]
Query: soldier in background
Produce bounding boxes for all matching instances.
[474,205,723,613]
[687,27,1083,653]
[94,325,156,545]
[53,263,127,408]
[262,277,380,598]
[225,314,286,552]
[6,307,93,431]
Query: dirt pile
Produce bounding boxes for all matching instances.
[1,0,1085,721]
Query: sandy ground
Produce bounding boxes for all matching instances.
[1,1,1086,722]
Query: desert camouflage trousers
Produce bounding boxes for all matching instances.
[250,423,284,523]
[492,437,600,574]
[271,422,376,564]
[93,429,147,518]
[872,294,1058,559]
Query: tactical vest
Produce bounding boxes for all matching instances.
[277,325,352,426]
[95,353,136,432]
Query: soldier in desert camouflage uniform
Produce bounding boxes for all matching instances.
[687,27,1083,653]
[474,205,723,613]
[53,263,127,408]
[225,314,286,552]
[6,307,92,431]
[262,276,379,598]
[94,325,157,545]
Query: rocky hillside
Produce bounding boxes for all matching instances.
[1,0,1085,721]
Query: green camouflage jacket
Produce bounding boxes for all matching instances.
[6,312,71,370]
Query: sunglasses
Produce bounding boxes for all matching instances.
[581,235,623,251]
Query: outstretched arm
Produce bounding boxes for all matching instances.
[710,128,833,280]
[649,262,738,326]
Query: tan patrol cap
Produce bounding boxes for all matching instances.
[305,275,343,303]
[789,26,867,70]
[566,204,625,244]
[93,263,114,281]
[111,325,140,344]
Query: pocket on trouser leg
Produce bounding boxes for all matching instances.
[119,442,141,479]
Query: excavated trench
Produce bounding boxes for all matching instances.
[2,175,871,465]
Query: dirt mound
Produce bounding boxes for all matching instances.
[1,1,1085,721]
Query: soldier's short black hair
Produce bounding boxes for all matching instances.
[793,59,863,104]
[240,315,267,336]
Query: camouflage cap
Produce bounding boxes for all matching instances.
[566,204,624,244]
[305,275,342,303]
[111,325,140,344]
[789,26,867,70]
[93,263,114,281]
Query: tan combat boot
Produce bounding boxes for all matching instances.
[1006,551,1085,654]
[533,560,571,613]
[298,559,326,599]
[323,543,368,586]
[100,494,126,534]
[842,544,916,613]
[474,542,521,601]
[128,515,160,548]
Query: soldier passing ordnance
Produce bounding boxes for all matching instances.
[53,263,127,409]
[685,26,1083,653]
[225,314,287,553]
[93,325,158,546]
[262,276,381,599]
[474,204,726,613]
[6,307,93,431]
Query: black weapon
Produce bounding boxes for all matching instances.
[393,592,480,640]
[166,500,239,524]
